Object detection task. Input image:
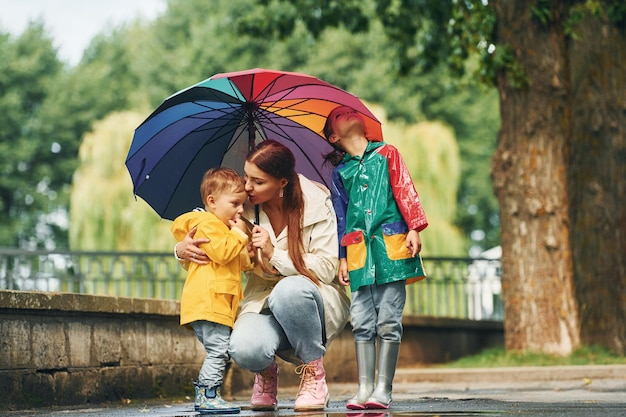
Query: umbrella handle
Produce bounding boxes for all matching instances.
[254,205,276,275]
[256,247,276,275]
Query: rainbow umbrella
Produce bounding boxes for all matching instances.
[126,68,382,220]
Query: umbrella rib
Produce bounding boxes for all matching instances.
[185,98,252,141]
[257,119,329,181]
[187,106,253,158]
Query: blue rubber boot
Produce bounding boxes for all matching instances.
[194,381,240,414]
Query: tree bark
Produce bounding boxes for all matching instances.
[491,1,581,354]
[568,15,626,354]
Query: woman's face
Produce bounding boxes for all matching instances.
[243,161,286,205]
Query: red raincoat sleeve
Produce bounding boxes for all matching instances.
[380,144,428,232]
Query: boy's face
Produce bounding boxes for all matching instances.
[207,189,247,225]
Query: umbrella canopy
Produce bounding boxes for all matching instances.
[126,68,382,220]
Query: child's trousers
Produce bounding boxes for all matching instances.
[350,280,406,342]
[191,320,232,387]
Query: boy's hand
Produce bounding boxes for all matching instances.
[229,217,248,235]
[406,230,422,257]
[338,258,350,286]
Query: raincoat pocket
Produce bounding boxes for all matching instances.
[382,221,411,260]
[341,230,366,271]
[211,280,242,324]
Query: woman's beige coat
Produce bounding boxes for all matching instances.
[239,174,350,345]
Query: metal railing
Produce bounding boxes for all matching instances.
[0,249,503,320]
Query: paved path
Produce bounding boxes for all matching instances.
[3,365,625,417]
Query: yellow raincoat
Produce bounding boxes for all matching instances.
[171,211,254,328]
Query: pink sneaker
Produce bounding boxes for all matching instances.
[294,357,329,411]
[250,360,279,411]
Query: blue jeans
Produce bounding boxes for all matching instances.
[191,320,231,387]
[229,275,326,372]
[350,280,406,342]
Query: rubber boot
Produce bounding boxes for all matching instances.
[250,360,279,411]
[294,357,329,411]
[346,341,376,410]
[193,381,240,414]
[365,340,401,409]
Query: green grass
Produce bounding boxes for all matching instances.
[440,345,626,368]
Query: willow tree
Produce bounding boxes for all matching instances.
[71,106,465,256]
[70,111,173,252]
[371,104,466,257]
[235,0,626,355]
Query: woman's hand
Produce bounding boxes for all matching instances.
[248,225,279,275]
[338,258,349,286]
[175,226,210,264]
[251,225,274,260]
[406,230,422,257]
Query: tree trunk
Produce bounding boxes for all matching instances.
[491,1,580,354]
[568,15,626,354]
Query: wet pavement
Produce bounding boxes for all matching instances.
[3,365,625,417]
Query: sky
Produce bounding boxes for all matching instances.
[0,0,167,65]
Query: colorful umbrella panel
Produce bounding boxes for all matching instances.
[126,68,382,220]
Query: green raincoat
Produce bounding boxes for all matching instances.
[330,141,428,292]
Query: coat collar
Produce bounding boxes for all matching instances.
[341,140,385,163]
[300,174,332,228]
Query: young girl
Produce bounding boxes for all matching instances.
[323,106,428,410]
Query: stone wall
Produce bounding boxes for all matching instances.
[0,290,503,410]
[0,290,204,410]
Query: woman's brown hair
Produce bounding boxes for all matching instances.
[247,140,319,286]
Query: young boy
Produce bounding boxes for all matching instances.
[323,106,428,410]
[171,167,254,415]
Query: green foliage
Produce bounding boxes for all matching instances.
[450,0,498,85]
[236,0,369,38]
[3,0,501,254]
[70,111,174,251]
[531,0,554,26]
[424,86,501,251]
[442,345,626,368]
[493,45,530,90]
[607,0,626,26]
[565,0,626,38]
[375,0,459,76]
[0,22,64,248]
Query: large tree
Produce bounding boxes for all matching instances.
[491,1,625,355]
[235,0,626,354]
[565,2,626,357]
[0,23,64,248]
